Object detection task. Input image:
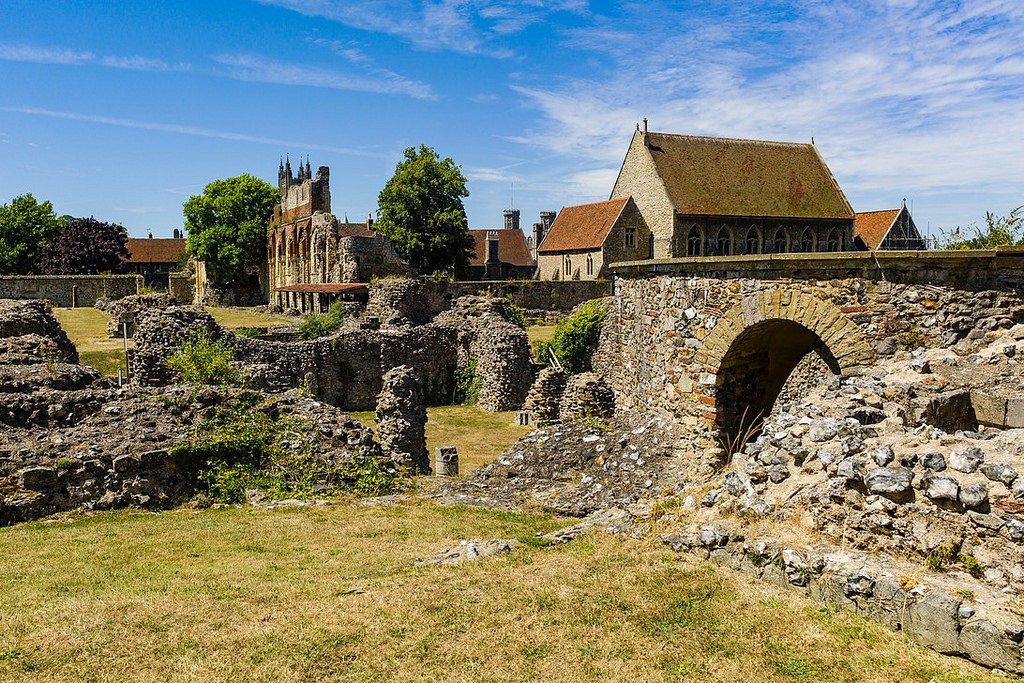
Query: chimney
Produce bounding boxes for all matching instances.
[367,212,374,228]
[484,231,501,280]
[503,208,520,231]
[532,222,545,257]
[539,210,556,231]
[641,117,648,133]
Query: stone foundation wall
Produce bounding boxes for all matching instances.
[0,275,140,307]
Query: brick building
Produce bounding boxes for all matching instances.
[124,233,186,287]
[266,158,410,312]
[610,120,856,259]
[465,209,535,280]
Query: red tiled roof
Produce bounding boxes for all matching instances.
[274,283,369,294]
[125,238,187,264]
[640,132,854,219]
[468,229,534,266]
[337,223,377,238]
[538,198,628,253]
[854,209,901,251]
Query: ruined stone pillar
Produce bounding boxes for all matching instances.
[375,365,429,474]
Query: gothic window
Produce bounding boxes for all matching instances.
[648,233,655,259]
[745,227,759,255]
[564,254,572,278]
[827,229,842,252]
[625,228,635,248]
[773,230,787,253]
[687,226,701,256]
[586,254,594,276]
[716,226,731,256]
[801,228,814,252]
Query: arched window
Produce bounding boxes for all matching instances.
[687,226,701,256]
[827,229,842,252]
[586,254,594,276]
[745,227,759,255]
[801,228,814,252]
[563,254,572,278]
[773,230,787,254]
[648,233,655,259]
[716,227,731,256]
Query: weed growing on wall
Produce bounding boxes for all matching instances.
[170,391,405,504]
[453,355,482,405]
[505,296,527,330]
[299,301,348,340]
[546,299,609,374]
[166,331,239,386]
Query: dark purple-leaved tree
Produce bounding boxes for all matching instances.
[39,217,130,274]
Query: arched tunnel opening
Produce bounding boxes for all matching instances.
[714,318,841,448]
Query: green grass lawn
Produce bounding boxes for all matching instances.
[52,307,127,376]
[206,305,294,329]
[0,502,998,682]
[352,405,532,474]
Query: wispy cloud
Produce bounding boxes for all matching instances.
[510,0,1024,217]
[253,0,585,56]
[214,53,435,99]
[0,43,189,71]
[2,106,387,158]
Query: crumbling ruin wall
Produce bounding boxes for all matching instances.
[376,365,429,474]
[96,292,177,338]
[0,275,140,307]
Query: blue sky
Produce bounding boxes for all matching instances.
[1,0,1022,241]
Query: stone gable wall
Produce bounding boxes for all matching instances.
[610,131,675,258]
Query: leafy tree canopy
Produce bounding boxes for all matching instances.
[0,193,65,274]
[39,216,129,275]
[375,145,474,275]
[941,206,1024,249]
[183,174,277,287]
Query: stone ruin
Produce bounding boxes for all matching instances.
[95,292,177,338]
[376,365,429,474]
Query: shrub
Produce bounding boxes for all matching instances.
[547,299,609,374]
[166,331,239,386]
[300,301,348,340]
[941,206,1024,249]
[233,326,265,338]
[342,455,408,497]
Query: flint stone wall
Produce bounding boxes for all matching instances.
[367,278,613,326]
[595,267,1024,430]
[0,275,140,308]
[132,307,460,411]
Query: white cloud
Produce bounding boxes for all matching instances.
[2,106,388,158]
[253,0,584,56]
[0,43,188,71]
[509,0,1024,223]
[214,53,435,99]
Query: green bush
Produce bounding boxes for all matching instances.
[233,326,265,338]
[547,299,609,374]
[342,455,408,497]
[300,301,348,340]
[941,205,1024,249]
[166,331,239,386]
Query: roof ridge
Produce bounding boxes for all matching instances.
[856,209,901,215]
[647,131,811,148]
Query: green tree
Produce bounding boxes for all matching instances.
[941,206,1024,249]
[0,193,65,274]
[183,175,277,287]
[375,145,474,275]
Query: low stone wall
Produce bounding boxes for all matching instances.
[0,275,140,307]
[663,526,1024,675]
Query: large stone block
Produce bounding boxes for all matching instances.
[904,590,963,655]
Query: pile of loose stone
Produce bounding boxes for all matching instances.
[441,411,692,516]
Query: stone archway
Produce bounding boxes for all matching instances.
[694,290,874,443]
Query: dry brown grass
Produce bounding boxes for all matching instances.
[352,406,532,474]
[0,501,999,682]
